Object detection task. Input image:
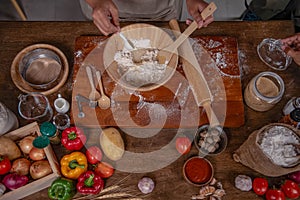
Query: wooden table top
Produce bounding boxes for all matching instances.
[0,21,299,200]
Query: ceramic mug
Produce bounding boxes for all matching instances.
[54,94,70,114]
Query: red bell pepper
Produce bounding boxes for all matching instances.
[76,170,104,195]
[61,126,86,151]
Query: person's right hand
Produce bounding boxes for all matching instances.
[86,0,120,35]
[281,33,300,66]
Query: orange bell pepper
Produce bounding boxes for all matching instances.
[60,152,88,179]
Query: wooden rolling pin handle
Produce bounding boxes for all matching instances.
[202,101,220,128]
[169,19,220,128]
[201,2,217,20]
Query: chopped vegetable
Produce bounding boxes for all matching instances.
[235,175,252,192]
[60,151,87,179]
[2,173,28,190]
[0,155,11,175]
[61,126,86,151]
[76,170,104,195]
[48,178,76,200]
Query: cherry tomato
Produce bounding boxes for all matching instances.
[86,146,103,164]
[252,177,268,195]
[266,189,286,200]
[0,156,11,175]
[281,180,300,199]
[94,162,114,178]
[175,137,191,155]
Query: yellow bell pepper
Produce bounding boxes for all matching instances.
[60,151,88,179]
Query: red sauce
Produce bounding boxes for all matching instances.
[184,157,213,184]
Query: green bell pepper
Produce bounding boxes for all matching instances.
[48,178,76,200]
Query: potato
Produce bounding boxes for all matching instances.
[100,127,124,161]
[0,136,21,160]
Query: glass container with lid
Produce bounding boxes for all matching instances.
[244,71,285,112]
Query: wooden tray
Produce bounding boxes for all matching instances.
[71,35,244,128]
[0,122,61,200]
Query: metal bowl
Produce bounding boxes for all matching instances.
[19,48,62,90]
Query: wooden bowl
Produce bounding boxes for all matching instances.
[11,44,69,95]
[183,156,214,187]
[103,23,178,91]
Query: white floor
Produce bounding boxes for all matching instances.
[0,0,248,21]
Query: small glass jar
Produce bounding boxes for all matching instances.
[40,121,60,144]
[53,113,70,130]
[244,71,285,112]
[280,108,300,129]
[283,97,300,116]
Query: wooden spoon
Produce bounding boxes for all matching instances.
[86,66,101,101]
[96,70,111,109]
[131,2,217,64]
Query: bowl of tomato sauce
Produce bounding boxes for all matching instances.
[183,156,214,187]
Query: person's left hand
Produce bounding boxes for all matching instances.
[281,33,300,66]
[185,0,214,28]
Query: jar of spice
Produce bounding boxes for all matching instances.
[280,108,300,129]
[282,97,300,116]
[244,71,285,112]
[40,121,60,144]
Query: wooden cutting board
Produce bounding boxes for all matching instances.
[71,35,244,128]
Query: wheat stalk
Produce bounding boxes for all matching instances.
[93,192,133,199]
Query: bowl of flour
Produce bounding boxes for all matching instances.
[103,23,178,91]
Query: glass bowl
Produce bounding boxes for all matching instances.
[257,38,292,71]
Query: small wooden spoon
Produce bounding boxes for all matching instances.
[131,2,217,64]
[86,66,101,101]
[96,70,111,109]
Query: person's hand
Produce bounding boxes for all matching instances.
[185,0,214,28]
[86,0,120,35]
[281,33,300,66]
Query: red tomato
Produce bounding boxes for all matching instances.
[266,189,286,200]
[0,156,11,175]
[252,177,268,195]
[86,146,103,164]
[175,137,191,155]
[281,180,300,199]
[94,162,114,178]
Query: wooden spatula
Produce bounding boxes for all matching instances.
[157,2,217,64]
[168,18,220,127]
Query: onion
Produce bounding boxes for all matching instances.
[18,136,35,154]
[138,177,155,194]
[2,173,28,190]
[30,160,52,179]
[288,170,300,184]
[10,158,31,175]
[29,147,46,161]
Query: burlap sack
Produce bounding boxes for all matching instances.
[233,123,300,177]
